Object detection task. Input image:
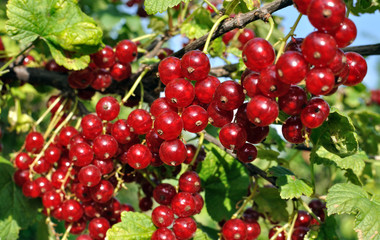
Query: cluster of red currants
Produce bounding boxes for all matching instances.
[151,171,204,240]
[67,40,138,95]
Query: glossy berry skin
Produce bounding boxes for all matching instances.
[115,40,137,64]
[125,144,152,169]
[158,57,183,85]
[173,217,197,240]
[139,197,153,211]
[276,51,309,85]
[58,126,79,147]
[344,52,367,86]
[193,192,204,214]
[309,97,330,117]
[44,146,61,164]
[214,80,245,111]
[165,78,195,108]
[81,114,103,140]
[171,192,196,217]
[14,152,32,170]
[247,95,279,127]
[42,190,62,210]
[222,219,248,240]
[219,123,247,150]
[282,116,309,144]
[51,169,69,189]
[78,164,102,187]
[150,98,177,118]
[35,177,52,195]
[93,134,119,160]
[301,103,327,129]
[61,199,83,222]
[111,119,134,144]
[238,29,255,46]
[127,109,153,135]
[195,75,220,104]
[259,65,290,98]
[159,139,187,166]
[181,105,208,133]
[306,68,335,95]
[152,228,176,240]
[110,62,132,81]
[331,18,357,48]
[242,38,275,72]
[307,0,346,33]
[278,86,308,116]
[91,70,112,91]
[14,170,29,187]
[33,157,51,174]
[246,221,261,240]
[146,129,164,153]
[89,217,110,240]
[285,37,304,52]
[154,111,183,140]
[25,131,44,153]
[91,180,114,203]
[179,171,201,193]
[327,49,347,75]
[92,45,115,68]
[245,124,269,144]
[77,235,92,240]
[291,227,310,240]
[152,205,175,228]
[242,208,260,223]
[223,29,238,45]
[153,183,177,205]
[301,32,337,67]
[269,226,286,240]
[207,102,233,128]
[295,210,312,227]
[181,50,210,81]
[66,220,86,235]
[22,180,41,198]
[242,72,261,98]
[68,68,95,89]
[237,143,257,163]
[96,96,120,121]
[293,0,312,14]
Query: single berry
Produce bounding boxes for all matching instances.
[181,105,208,133]
[276,51,309,85]
[195,75,220,104]
[61,199,83,222]
[89,217,110,240]
[81,114,103,140]
[237,143,258,163]
[278,86,308,116]
[110,62,132,81]
[306,67,335,95]
[259,65,290,98]
[179,171,201,193]
[242,38,275,72]
[214,80,245,111]
[344,52,367,86]
[96,96,120,121]
[93,134,119,160]
[301,32,337,67]
[154,111,183,140]
[150,98,177,118]
[78,164,102,187]
[158,57,183,85]
[127,109,153,135]
[219,123,247,150]
[165,78,195,108]
[159,139,187,166]
[115,40,138,63]
[173,217,197,240]
[331,17,357,48]
[181,50,210,81]
[152,205,175,228]
[90,180,114,203]
[282,116,310,144]
[246,95,279,127]
[222,219,248,240]
[153,183,177,205]
[25,131,44,153]
[152,228,176,240]
[307,0,346,33]
[125,144,152,169]
[207,101,233,128]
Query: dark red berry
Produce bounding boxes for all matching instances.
[243,38,275,72]
[237,143,258,163]
[219,123,247,150]
[165,78,195,108]
[22,180,41,198]
[207,101,233,128]
[68,68,95,89]
[282,116,310,144]
[152,205,175,228]
[278,86,308,116]
[110,62,132,81]
[295,210,312,227]
[153,183,177,205]
[222,219,247,240]
[246,125,270,144]
[89,217,110,240]
[90,180,114,203]
[181,50,210,81]
[247,95,279,127]
[259,65,290,98]
[276,51,309,85]
[291,227,310,240]
[14,169,29,187]
[242,208,260,223]
[115,40,138,64]
[269,226,286,240]
[91,70,112,91]
[159,139,187,166]
[158,57,183,85]
[173,217,197,240]
[96,96,120,121]
[179,171,201,193]
[127,109,153,135]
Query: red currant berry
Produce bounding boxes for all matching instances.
[159,139,187,166]
[282,116,310,144]
[238,29,255,46]
[110,62,132,81]
[22,180,41,198]
[35,176,52,195]
[150,98,177,118]
[207,101,233,128]
[278,86,307,116]
[61,199,83,222]
[96,96,120,121]
[152,228,176,240]
[47,95,64,114]
[125,144,152,169]
[259,65,290,98]
[291,227,310,240]
[306,67,335,95]
[51,169,69,189]
[331,17,357,48]
[93,134,119,160]
[193,192,204,214]
[91,180,114,203]
[33,157,51,174]
[89,217,110,240]
[242,38,275,72]
[173,217,197,240]
[14,169,29,187]
[214,80,245,111]
[242,208,260,223]
[247,95,279,127]
[73,183,92,202]
[111,119,134,144]
[77,235,92,240]
[68,68,95,89]
[222,219,248,240]
[127,109,153,135]
[179,171,201,193]
[181,50,210,81]
[154,111,183,140]
[146,129,164,153]
[58,126,79,147]
[181,105,208,133]
[165,78,195,108]
[276,51,309,85]
[153,183,177,205]
[344,52,367,86]
[42,190,62,210]
[309,97,330,117]
[301,103,327,129]
[81,114,103,140]
[25,131,44,153]
[223,29,238,45]
[293,0,312,14]
[158,57,183,85]
[78,164,101,187]
[91,70,113,91]
[246,221,261,240]
[91,45,115,68]
[152,205,175,228]
[195,75,220,104]
[307,0,346,33]
[269,226,286,240]
[242,72,261,98]
[246,125,270,144]
[139,196,153,211]
[44,145,62,164]
[14,152,32,170]
[66,219,86,235]
[327,49,347,75]
[69,142,94,166]
[158,48,174,60]
[295,210,312,227]
[115,40,138,64]
[237,143,258,163]
[219,123,247,150]
[301,32,337,67]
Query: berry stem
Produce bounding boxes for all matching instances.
[113,165,126,194]
[225,0,240,16]
[204,0,219,14]
[43,98,68,139]
[181,1,190,23]
[131,33,158,43]
[138,81,144,109]
[0,42,34,76]
[275,13,303,62]
[231,178,258,219]
[286,210,298,240]
[34,95,62,127]
[121,67,150,104]
[203,15,229,54]
[269,223,289,240]
[60,164,73,194]
[188,131,205,168]
[61,223,72,240]
[265,17,275,41]
[299,199,322,225]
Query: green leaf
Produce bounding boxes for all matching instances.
[180,8,213,39]
[0,157,40,229]
[349,110,380,155]
[310,146,366,177]
[269,166,313,199]
[193,229,212,240]
[344,0,380,15]
[46,41,91,70]
[209,37,226,58]
[106,211,156,240]
[242,0,258,10]
[148,16,167,34]
[0,217,20,240]
[255,188,289,222]
[315,215,339,240]
[144,0,190,14]
[6,0,103,70]
[326,183,380,240]
[257,147,280,161]
[311,109,358,158]
[197,142,250,222]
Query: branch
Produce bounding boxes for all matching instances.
[203,132,277,186]
[343,43,380,56]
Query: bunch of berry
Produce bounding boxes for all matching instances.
[220,208,261,240]
[151,171,204,239]
[68,40,137,93]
